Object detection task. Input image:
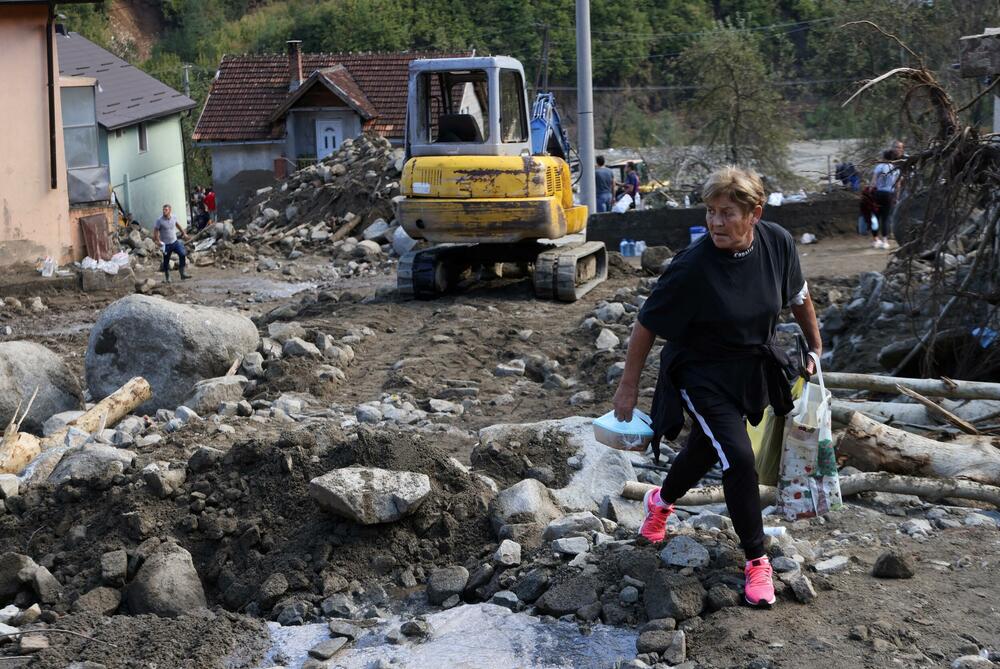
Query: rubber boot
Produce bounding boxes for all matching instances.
[163,270,171,284]
[180,268,190,280]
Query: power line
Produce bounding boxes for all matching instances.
[585,15,842,38]
[543,77,861,92]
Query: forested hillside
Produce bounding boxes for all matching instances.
[57,0,999,182]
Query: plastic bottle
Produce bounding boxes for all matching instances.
[625,240,636,257]
[635,240,646,256]
[619,239,629,256]
[683,194,690,208]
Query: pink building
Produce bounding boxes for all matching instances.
[0,0,103,266]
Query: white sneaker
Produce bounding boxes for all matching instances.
[872,239,882,249]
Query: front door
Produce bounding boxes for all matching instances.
[315,119,343,160]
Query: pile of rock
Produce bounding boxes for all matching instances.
[236,133,415,263]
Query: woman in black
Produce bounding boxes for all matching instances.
[612,166,822,607]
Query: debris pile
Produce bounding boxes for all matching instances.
[819,204,999,379]
[234,132,409,261]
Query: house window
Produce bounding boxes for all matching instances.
[61,85,99,169]
[138,123,148,153]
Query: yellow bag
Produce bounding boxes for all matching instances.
[749,377,804,486]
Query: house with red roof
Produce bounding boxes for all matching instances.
[193,41,471,215]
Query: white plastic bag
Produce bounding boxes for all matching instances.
[81,256,98,270]
[111,251,130,268]
[97,259,119,275]
[39,256,55,277]
[612,194,632,214]
[778,352,841,519]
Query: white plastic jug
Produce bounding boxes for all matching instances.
[593,409,654,452]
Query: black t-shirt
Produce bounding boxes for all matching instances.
[638,219,804,415]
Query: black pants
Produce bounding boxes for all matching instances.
[659,386,765,560]
[873,190,895,237]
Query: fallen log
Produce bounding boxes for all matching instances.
[823,372,1000,401]
[621,472,1000,507]
[41,376,152,451]
[832,399,928,425]
[0,433,41,475]
[837,409,1000,486]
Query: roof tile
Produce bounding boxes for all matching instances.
[192,50,471,143]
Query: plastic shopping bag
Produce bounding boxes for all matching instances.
[612,194,633,214]
[749,377,803,486]
[777,353,842,520]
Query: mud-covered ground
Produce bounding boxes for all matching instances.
[7,234,995,669]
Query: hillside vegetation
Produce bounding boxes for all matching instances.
[57,0,999,183]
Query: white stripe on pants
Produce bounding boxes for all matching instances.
[680,388,731,470]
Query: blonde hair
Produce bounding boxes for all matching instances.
[702,166,765,214]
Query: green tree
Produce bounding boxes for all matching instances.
[675,19,793,176]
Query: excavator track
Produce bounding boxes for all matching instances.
[397,245,473,299]
[533,241,608,302]
[399,241,607,302]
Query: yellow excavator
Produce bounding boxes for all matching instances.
[396,56,607,301]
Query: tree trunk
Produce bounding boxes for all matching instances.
[40,377,152,451]
[838,409,1000,486]
[621,472,1000,507]
[822,372,1000,400]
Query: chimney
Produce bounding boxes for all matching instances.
[287,40,303,91]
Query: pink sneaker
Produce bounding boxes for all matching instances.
[744,556,776,606]
[639,488,674,543]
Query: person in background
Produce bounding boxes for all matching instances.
[835,159,860,192]
[152,204,189,283]
[892,139,906,160]
[871,149,900,249]
[859,183,881,243]
[595,156,617,213]
[625,162,642,210]
[204,187,217,223]
[612,165,821,608]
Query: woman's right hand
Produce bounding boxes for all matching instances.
[612,381,639,422]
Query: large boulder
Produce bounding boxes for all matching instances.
[0,342,83,435]
[309,467,432,525]
[85,295,260,413]
[125,543,207,617]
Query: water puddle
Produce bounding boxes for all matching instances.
[193,278,318,301]
[261,603,637,669]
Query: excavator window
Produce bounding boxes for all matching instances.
[415,70,489,144]
[499,70,527,143]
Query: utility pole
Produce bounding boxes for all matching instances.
[534,24,550,93]
[182,64,192,98]
[958,28,1000,133]
[576,0,596,214]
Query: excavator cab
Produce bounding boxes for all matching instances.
[405,57,530,159]
[397,57,607,302]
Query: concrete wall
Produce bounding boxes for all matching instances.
[108,114,188,229]
[209,142,283,217]
[586,193,859,250]
[0,6,81,265]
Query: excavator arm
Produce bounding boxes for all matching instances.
[530,93,573,160]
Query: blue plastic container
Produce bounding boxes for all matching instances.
[619,239,629,256]
[593,409,654,452]
[689,226,707,245]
